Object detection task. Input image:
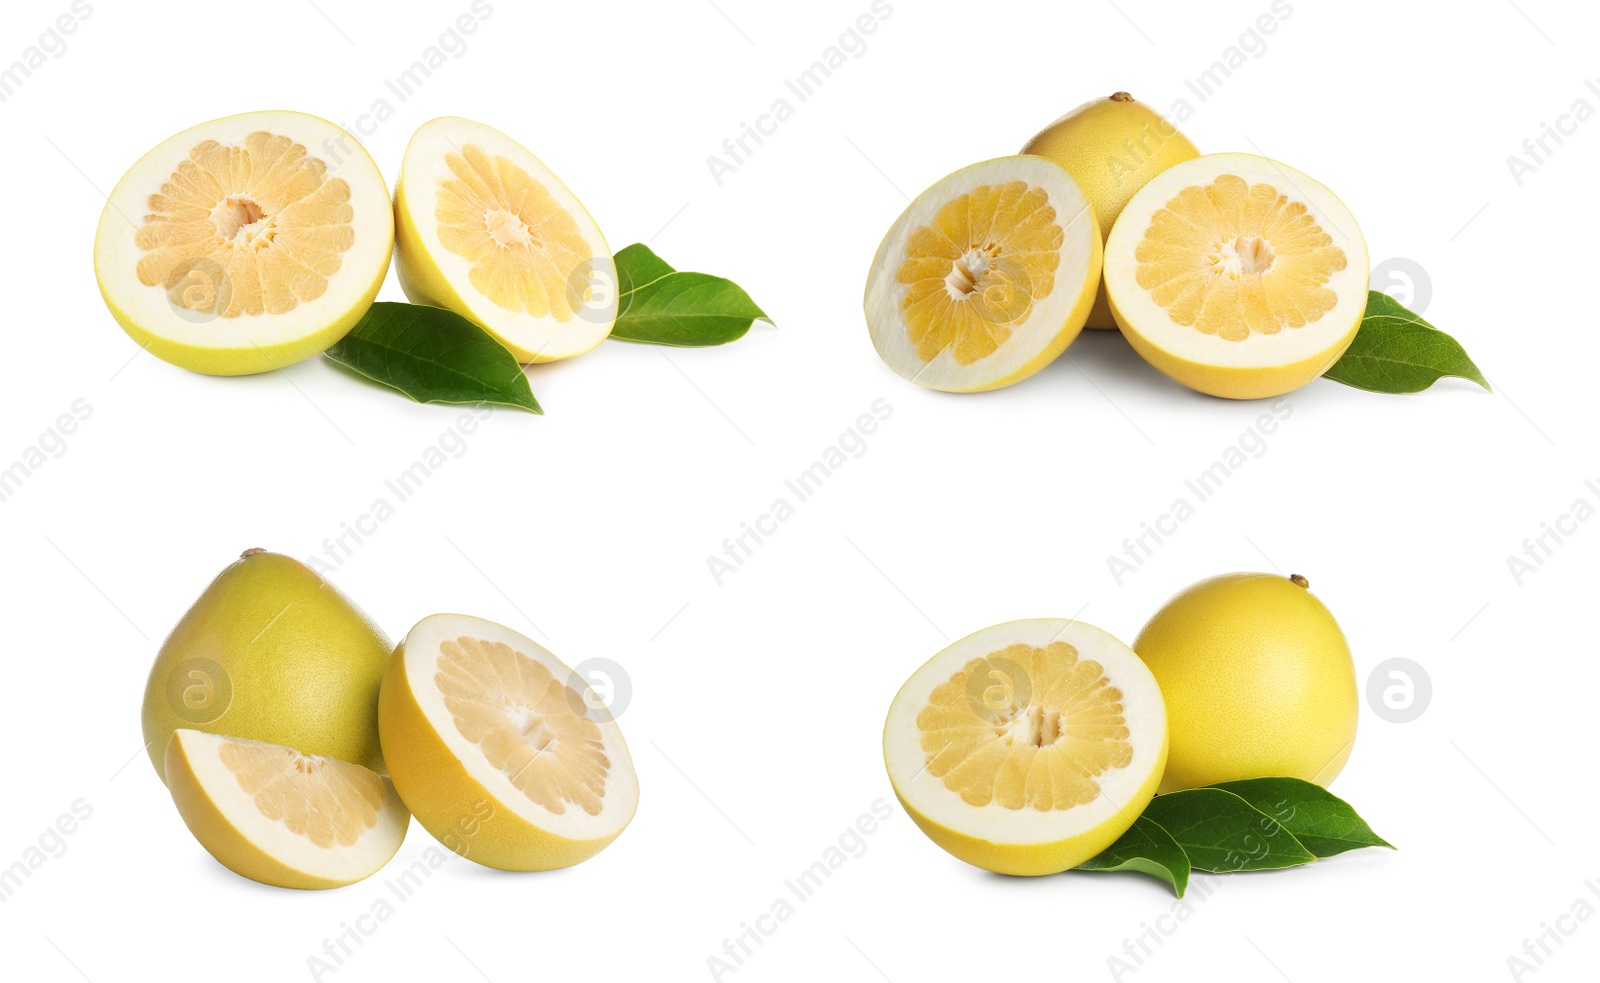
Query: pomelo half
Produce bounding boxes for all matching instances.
[1104,152,1369,399]
[378,613,638,871]
[864,156,1101,392]
[165,729,408,890]
[93,111,393,375]
[884,619,1166,875]
[394,117,617,363]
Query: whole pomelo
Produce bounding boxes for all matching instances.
[1020,91,1199,328]
[1133,572,1357,794]
[142,549,392,783]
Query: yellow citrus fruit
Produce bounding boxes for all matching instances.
[864,155,1101,392]
[378,613,638,871]
[165,729,408,890]
[1134,572,1358,794]
[141,549,392,783]
[1104,152,1370,399]
[93,111,393,375]
[883,619,1166,875]
[1021,91,1200,329]
[394,117,616,363]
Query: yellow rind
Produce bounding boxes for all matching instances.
[378,637,626,871]
[1108,289,1364,401]
[889,732,1166,876]
[164,733,373,890]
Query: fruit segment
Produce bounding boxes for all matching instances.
[1133,174,1347,340]
[165,729,408,890]
[917,642,1132,810]
[896,181,1063,365]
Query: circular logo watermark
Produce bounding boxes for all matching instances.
[965,657,1030,724]
[166,657,232,724]
[566,658,632,719]
[161,257,233,324]
[967,260,1034,328]
[565,258,619,325]
[1370,257,1431,315]
[1366,658,1431,724]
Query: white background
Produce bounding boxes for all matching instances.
[1,0,1595,980]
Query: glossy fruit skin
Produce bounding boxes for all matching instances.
[141,550,392,783]
[1134,573,1358,794]
[1021,92,1199,329]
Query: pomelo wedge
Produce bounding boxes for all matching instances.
[883,619,1166,875]
[864,156,1101,392]
[93,111,393,375]
[1104,152,1370,399]
[378,614,638,871]
[165,729,408,890]
[394,117,617,363]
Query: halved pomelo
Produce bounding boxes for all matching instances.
[394,117,616,363]
[1104,152,1370,399]
[883,619,1166,875]
[94,111,393,375]
[864,156,1101,392]
[378,614,638,870]
[165,729,408,890]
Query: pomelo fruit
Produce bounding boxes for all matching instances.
[378,613,638,870]
[1104,152,1370,399]
[864,155,1101,392]
[883,619,1166,875]
[1021,91,1200,329]
[141,549,392,783]
[1133,572,1358,794]
[93,111,393,375]
[393,117,617,363]
[165,729,408,890]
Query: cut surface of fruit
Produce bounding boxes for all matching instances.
[94,111,393,375]
[394,117,616,363]
[1134,573,1358,794]
[1021,91,1200,328]
[379,613,638,870]
[165,729,408,890]
[864,156,1101,392]
[141,549,392,784]
[1105,153,1369,399]
[883,619,1166,875]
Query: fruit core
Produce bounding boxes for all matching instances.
[135,132,356,318]
[436,636,610,816]
[896,181,1063,365]
[218,737,383,848]
[434,144,594,321]
[1133,174,1347,341]
[915,641,1132,811]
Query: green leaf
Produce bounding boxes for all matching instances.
[614,242,678,291]
[325,302,541,413]
[1322,291,1489,394]
[1140,788,1317,873]
[610,244,769,347]
[1076,815,1191,897]
[1209,778,1393,858]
